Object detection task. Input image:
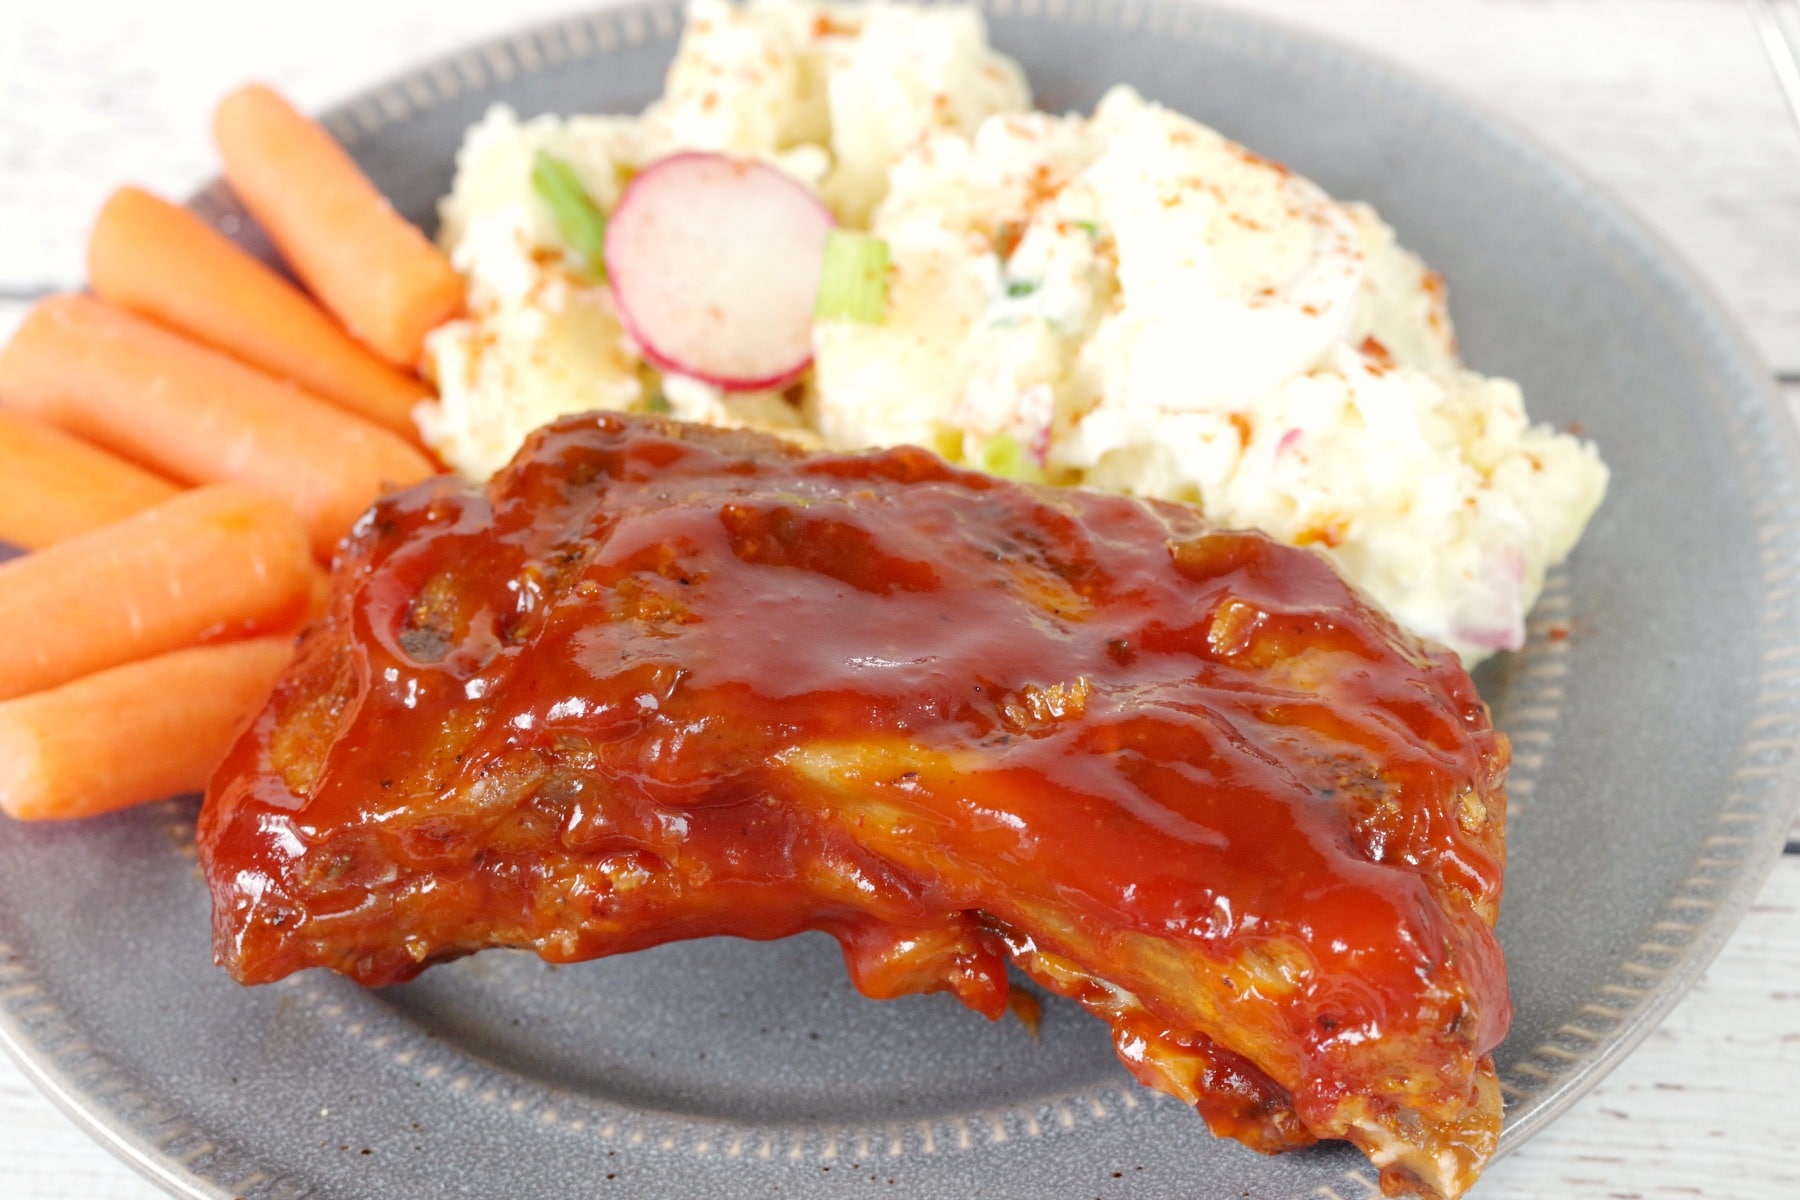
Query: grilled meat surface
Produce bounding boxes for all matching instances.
[200,413,1511,1198]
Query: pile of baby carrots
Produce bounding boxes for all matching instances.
[0,84,463,823]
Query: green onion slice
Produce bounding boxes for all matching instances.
[976,433,1043,483]
[814,230,889,323]
[531,150,608,279]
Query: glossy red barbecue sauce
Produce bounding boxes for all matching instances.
[202,414,1511,1076]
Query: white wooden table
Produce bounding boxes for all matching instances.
[4,1,1798,1196]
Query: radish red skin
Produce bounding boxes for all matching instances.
[605,153,835,392]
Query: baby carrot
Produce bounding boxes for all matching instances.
[0,483,312,702]
[0,410,180,549]
[0,294,435,558]
[214,83,465,367]
[88,185,431,439]
[0,636,294,821]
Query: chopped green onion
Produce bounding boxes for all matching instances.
[1074,219,1101,239]
[644,390,672,415]
[1005,279,1039,299]
[815,230,889,323]
[531,150,608,279]
[976,434,1043,483]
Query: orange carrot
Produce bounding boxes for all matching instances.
[214,84,465,367]
[0,410,181,550]
[0,294,435,558]
[0,483,312,701]
[0,636,293,821]
[87,186,431,440]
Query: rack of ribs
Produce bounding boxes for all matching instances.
[199,413,1511,1199]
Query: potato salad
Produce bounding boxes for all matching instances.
[420,0,1608,662]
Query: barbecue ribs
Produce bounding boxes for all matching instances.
[200,413,1512,1199]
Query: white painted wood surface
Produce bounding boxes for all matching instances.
[2,1,1798,1197]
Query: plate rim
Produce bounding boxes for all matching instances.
[3,1,1798,1197]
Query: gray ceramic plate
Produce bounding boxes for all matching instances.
[3,2,1798,1197]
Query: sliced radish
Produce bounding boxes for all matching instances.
[605,152,834,391]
